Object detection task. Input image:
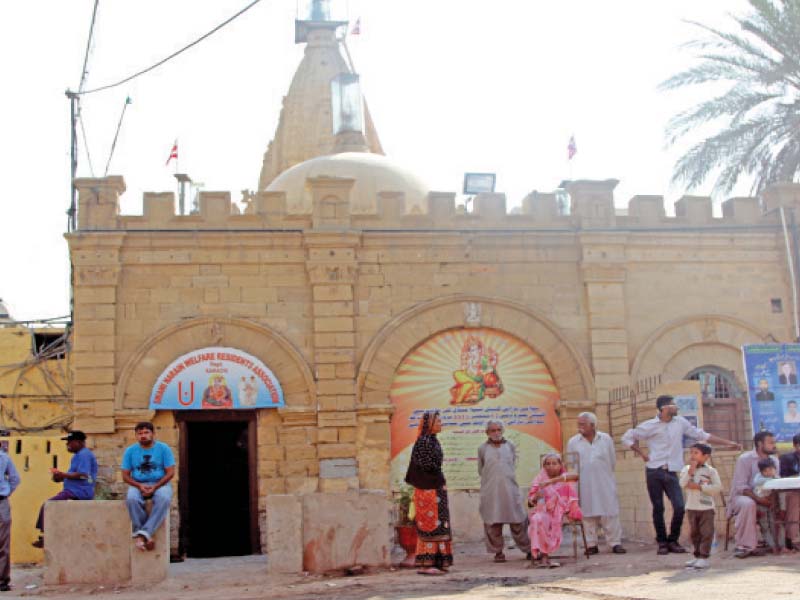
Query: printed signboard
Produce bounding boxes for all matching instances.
[390,328,561,490]
[743,343,800,448]
[149,347,284,410]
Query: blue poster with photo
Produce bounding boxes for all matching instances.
[743,344,800,445]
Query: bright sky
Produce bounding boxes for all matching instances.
[1,0,751,322]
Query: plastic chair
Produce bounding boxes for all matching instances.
[537,452,590,560]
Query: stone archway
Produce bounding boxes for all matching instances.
[630,314,770,385]
[115,316,315,414]
[631,315,771,444]
[357,295,595,409]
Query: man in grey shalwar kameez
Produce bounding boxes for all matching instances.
[478,420,531,562]
[566,412,626,554]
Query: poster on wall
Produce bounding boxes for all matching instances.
[149,347,284,410]
[743,343,800,447]
[389,328,562,490]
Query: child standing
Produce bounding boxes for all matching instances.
[752,457,782,554]
[679,442,722,569]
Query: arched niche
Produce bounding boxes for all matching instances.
[115,317,315,413]
[356,295,595,409]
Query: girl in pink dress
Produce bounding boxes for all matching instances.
[527,453,582,568]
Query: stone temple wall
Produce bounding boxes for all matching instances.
[66,174,800,562]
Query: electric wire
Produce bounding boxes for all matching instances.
[77,0,264,96]
[79,113,96,177]
[78,0,101,94]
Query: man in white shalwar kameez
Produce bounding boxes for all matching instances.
[478,420,531,562]
[566,412,627,554]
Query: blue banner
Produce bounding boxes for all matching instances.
[743,343,800,445]
[149,347,284,410]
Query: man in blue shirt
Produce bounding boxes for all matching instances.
[0,444,21,592]
[121,422,175,551]
[32,431,97,549]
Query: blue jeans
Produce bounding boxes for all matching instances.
[645,468,684,544]
[126,485,172,540]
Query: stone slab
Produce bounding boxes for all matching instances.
[319,458,358,479]
[301,491,391,573]
[130,515,170,584]
[43,500,169,586]
[266,495,303,574]
[43,501,132,585]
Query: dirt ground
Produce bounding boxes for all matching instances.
[6,540,800,599]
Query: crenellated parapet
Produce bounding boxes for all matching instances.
[72,175,800,233]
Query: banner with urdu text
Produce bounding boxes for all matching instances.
[390,328,561,490]
[743,343,800,447]
[149,347,284,410]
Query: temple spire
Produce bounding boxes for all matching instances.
[258,1,383,191]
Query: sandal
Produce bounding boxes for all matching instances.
[494,552,506,563]
[417,568,444,576]
[548,561,561,568]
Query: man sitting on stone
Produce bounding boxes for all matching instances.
[121,422,175,551]
[32,430,97,549]
[728,430,779,558]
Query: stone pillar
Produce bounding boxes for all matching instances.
[580,234,631,428]
[565,179,618,228]
[74,176,124,231]
[67,232,125,433]
[305,231,361,492]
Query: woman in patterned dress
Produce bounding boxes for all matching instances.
[404,411,453,575]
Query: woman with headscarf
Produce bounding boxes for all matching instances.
[527,453,581,568]
[404,411,453,575]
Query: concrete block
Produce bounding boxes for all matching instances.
[130,517,169,584]
[44,501,131,585]
[266,495,304,574]
[43,500,168,586]
[302,491,391,572]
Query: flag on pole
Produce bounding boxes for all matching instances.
[567,135,577,160]
[351,17,361,35]
[166,140,178,166]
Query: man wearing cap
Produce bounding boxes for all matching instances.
[0,440,21,592]
[32,431,97,549]
[621,395,739,555]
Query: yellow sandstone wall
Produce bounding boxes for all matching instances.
[64,176,800,551]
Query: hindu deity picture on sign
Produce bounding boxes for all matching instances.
[450,336,504,404]
[202,374,233,409]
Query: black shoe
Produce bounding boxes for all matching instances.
[586,546,599,555]
[612,545,627,554]
[667,542,687,553]
[525,552,532,560]
[0,583,10,592]
[657,543,669,555]
[31,537,44,549]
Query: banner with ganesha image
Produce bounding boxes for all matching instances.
[390,327,562,490]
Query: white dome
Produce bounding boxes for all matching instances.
[266,152,430,214]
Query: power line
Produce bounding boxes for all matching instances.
[103,96,132,176]
[78,0,101,93]
[78,113,95,177]
[77,0,264,96]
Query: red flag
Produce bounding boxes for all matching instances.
[351,17,361,35]
[166,140,178,166]
[567,135,577,160]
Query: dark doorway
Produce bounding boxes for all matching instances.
[177,412,259,558]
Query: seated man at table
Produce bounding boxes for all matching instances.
[779,432,800,550]
[728,431,780,558]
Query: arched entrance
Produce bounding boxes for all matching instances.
[388,326,563,491]
[686,365,748,445]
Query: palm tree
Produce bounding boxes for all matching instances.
[660,0,800,196]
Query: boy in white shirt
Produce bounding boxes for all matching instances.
[679,442,722,569]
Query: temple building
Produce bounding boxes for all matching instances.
[63,0,800,571]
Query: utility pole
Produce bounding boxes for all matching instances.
[66,90,79,232]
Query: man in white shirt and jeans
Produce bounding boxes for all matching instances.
[622,395,739,555]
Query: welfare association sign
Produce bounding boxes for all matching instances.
[149,347,284,410]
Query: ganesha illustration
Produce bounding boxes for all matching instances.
[449,336,504,404]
